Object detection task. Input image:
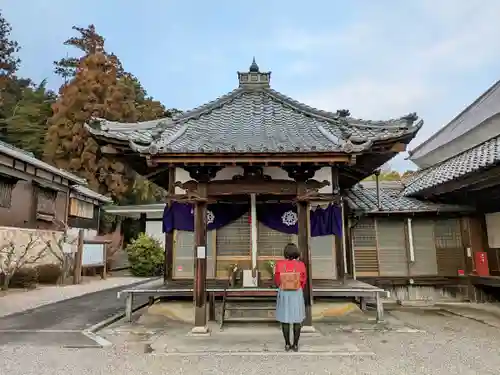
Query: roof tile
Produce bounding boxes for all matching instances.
[402,135,500,196]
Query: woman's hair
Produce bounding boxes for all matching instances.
[283,243,300,260]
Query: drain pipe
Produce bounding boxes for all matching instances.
[374,170,381,211]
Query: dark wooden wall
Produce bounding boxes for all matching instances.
[67,206,100,230]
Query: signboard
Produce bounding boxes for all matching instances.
[82,243,105,266]
[196,246,206,259]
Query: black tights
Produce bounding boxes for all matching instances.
[281,323,301,346]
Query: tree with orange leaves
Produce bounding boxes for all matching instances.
[45,52,138,198]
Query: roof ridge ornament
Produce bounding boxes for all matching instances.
[238,58,271,88]
[401,112,418,124]
[249,57,259,72]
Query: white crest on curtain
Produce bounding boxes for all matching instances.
[281,210,298,226]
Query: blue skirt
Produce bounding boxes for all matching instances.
[275,288,306,324]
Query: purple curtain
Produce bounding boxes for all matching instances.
[256,203,298,234]
[162,202,249,233]
[310,204,343,237]
[256,203,342,237]
[163,202,342,237]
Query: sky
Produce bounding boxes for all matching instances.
[4,0,500,171]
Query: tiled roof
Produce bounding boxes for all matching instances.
[71,185,112,203]
[409,79,500,162]
[0,140,86,185]
[402,135,500,196]
[346,184,472,213]
[87,61,422,155]
[86,118,174,145]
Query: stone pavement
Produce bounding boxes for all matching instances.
[148,323,373,355]
[436,302,500,328]
[3,306,500,374]
[0,276,159,318]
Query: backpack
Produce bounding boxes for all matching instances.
[279,261,301,291]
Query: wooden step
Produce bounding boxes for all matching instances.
[225,306,274,311]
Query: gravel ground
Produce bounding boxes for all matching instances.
[2,307,500,375]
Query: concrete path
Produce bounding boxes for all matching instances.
[0,277,159,347]
[0,277,156,318]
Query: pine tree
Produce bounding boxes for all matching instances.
[0,11,20,81]
[2,80,56,158]
[45,52,138,198]
[0,10,21,111]
[54,24,168,120]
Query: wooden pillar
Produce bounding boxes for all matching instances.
[193,183,208,334]
[331,166,345,280]
[343,201,354,276]
[460,217,475,301]
[164,168,175,282]
[297,192,313,327]
[139,213,147,233]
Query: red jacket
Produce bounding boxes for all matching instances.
[274,259,307,289]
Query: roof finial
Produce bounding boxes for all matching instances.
[249,57,260,72]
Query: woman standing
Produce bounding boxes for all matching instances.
[274,243,307,352]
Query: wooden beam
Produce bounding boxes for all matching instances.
[174,177,330,197]
[389,142,407,152]
[152,154,351,165]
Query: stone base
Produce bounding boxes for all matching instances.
[189,326,211,336]
[301,325,320,336]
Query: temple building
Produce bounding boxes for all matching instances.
[88,60,478,331]
[406,78,500,284]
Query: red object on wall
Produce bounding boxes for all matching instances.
[474,251,490,276]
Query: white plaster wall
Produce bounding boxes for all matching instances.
[485,212,500,248]
[146,221,165,248]
[175,166,332,194]
[68,227,97,240]
[412,115,500,168]
[146,210,164,219]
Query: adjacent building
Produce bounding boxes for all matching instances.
[0,140,111,233]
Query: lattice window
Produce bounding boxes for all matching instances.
[69,198,94,219]
[0,180,14,208]
[376,218,408,277]
[216,213,251,256]
[434,219,462,249]
[257,222,296,257]
[37,187,57,215]
[353,217,379,276]
[434,218,464,276]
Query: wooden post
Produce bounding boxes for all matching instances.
[101,243,108,280]
[192,184,209,334]
[139,213,147,233]
[73,229,84,284]
[332,166,345,280]
[460,217,474,301]
[297,182,313,328]
[164,167,176,282]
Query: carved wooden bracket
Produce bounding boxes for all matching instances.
[305,179,330,192]
[184,166,222,182]
[232,166,272,182]
[282,165,320,182]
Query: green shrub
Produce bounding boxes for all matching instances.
[125,233,164,277]
[35,264,62,284]
[7,267,39,289]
